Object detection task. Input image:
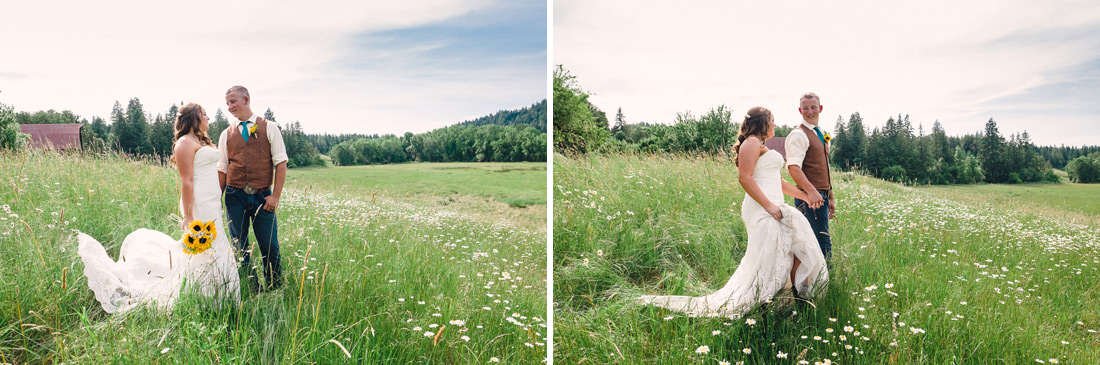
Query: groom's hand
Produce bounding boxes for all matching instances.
[807,190,824,209]
[829,200,837,219]
[263,194,280,212]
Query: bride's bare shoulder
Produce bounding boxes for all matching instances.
[173,135,201,157]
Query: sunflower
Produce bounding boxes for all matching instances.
[203,221,217,240]
[182,230,213,255]
[824,132,832,143]
[188,220,204,234]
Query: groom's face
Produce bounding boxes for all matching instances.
[799,98,822,124]
[226,91,251,121]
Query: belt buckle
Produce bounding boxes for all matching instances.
[242,185,257,195]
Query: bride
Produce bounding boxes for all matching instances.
[639,106,828,318]
[77,103,240,314]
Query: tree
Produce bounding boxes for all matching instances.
[979,118,1008,183]
[264,108,277,123]
[0,102,29,150]
[1066,154,1100,183]
[209,108,229,144]
[553,65,606,153]
[613,107,626,133]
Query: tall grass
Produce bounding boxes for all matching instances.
[0,150,546,363]
[554,153,1100,364]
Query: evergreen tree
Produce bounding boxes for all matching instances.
[979,118,1008,183]
[209,108,229,144]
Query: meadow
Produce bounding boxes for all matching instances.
[554,153,1100,364]
[0,150,547,363]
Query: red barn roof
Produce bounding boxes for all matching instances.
[765,136,786,159]
[19,124,83,150]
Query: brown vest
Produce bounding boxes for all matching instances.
[799,124,832,191]
[226,117,275,191]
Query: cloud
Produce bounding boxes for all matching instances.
[0,0,546,135]
[554,0,1100,146]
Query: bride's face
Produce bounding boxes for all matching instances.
[198,108,210,133]
[766,116,775,139]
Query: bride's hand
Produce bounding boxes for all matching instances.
[765,204,783,221]
[180,215,194,231]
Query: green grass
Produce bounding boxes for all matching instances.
[917,181,1100,225]
[554,153,1100,364]
[290,162,547,231]
[0,150,546,363]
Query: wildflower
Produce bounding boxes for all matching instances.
[745,318,756,326]
[161,347,170,354]
[826,328,834,333]
[582,258,589,265]
[423,331,434,337]
[712,330,722,335]
[777,351,788,358]
[695,345,710,354]
[461,335,471,341]
[719,361,731,365]
[844,326,853,332]
[742,348,751,355]
[597,249,604,256]
[1049,359,1059,363]
[490,357,500,362]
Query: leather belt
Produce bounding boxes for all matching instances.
[242,185,258,194]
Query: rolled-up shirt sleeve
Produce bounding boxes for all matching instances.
[268,122,289,167]
[785,129,809,167]
[216,128,230,173]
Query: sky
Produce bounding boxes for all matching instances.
[0,0,547,135]
[554,0,1100,147]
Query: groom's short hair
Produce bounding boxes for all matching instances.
[801,92,820,104]
[227,85,250,100]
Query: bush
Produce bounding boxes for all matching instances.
[881,165,907,183]
[0,103,29,150]
[1066,155,1100,183]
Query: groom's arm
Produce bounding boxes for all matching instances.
[219,171,227,191]
[264,162,287,212]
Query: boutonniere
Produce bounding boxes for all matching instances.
[823,132,832,143]
[248,123,258,137]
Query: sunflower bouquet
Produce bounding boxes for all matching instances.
[182,220,217,255]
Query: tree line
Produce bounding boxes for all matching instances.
[553,64,1098,184]
[2,98,547,167]
[328,123,546,166]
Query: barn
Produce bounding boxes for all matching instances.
[19,124,83,150]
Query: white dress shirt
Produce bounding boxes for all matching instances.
[216,114,289,173]
[784,120,823,168]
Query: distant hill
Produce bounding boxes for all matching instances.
[456,100,546,133]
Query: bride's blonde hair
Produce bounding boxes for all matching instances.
[732,106,772,166]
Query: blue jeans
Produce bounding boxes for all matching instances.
[794,189,832,261]
[224,186,282,288]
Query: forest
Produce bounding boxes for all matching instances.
[554,65,1100,184]
[0,98,547,167]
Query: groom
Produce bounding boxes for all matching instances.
[785,92,835,261]
[217,85,288,290]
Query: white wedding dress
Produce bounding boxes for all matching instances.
[78,146,240,314]
[640,149,828,317]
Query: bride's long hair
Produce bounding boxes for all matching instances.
[170,103,213,166]
[732,106,773,166]
[174,103,213,146]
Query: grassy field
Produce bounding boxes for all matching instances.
[289,162,547,231]
[917,182,1100,225]
[0,150,547,363]
[554,153,1100,364]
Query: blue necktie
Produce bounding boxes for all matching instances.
[241,121,250,142]
[813,126,825,144]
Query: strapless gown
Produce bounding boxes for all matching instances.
[77,146,240,313]
[640,150,828,317]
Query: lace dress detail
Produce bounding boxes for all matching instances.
[639,150,828,317]
[78,146,240,314]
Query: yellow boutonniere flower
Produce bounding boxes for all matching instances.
[824,133,832,143]
[248,123,258,136]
